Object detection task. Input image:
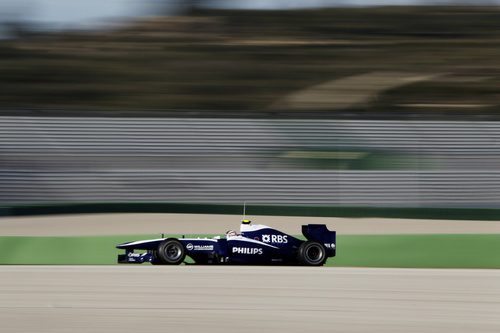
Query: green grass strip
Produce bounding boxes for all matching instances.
[0,234,499,268]
[334,234,500,269]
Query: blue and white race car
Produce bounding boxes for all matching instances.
[117,220,336,266]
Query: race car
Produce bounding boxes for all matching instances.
[116,219,336,266]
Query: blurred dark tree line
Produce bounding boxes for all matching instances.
[1,6,500,112]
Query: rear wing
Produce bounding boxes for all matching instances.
[302,224,336,255]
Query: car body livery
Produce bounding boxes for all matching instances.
[116,220,336,266]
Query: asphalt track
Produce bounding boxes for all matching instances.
[1,266,499,333]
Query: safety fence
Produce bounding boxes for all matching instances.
[2,116,500,208]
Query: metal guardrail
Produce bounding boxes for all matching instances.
[1,116,500,208]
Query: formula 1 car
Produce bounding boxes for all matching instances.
[116,220,336,266]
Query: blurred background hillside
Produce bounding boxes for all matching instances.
[3,2,500,213]
[2,3,500,113]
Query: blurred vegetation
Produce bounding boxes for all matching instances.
[2,6,500,112]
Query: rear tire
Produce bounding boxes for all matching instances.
[156,239,186,265]
[297,241,326,266]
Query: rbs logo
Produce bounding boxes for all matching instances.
[262,234,288,244]
[232,247,263,255]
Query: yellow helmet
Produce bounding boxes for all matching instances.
[241,219,251,224]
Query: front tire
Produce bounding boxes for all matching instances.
[156,239,186,265]
[297,241,326,266]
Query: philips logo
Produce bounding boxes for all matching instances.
[232,247,263,255]
[262,234,288,244]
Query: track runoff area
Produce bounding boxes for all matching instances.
[1,215,499,332]
[1,266,499,333]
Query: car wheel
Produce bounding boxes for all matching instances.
[156,239,186,265]
[297,241,326,266]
